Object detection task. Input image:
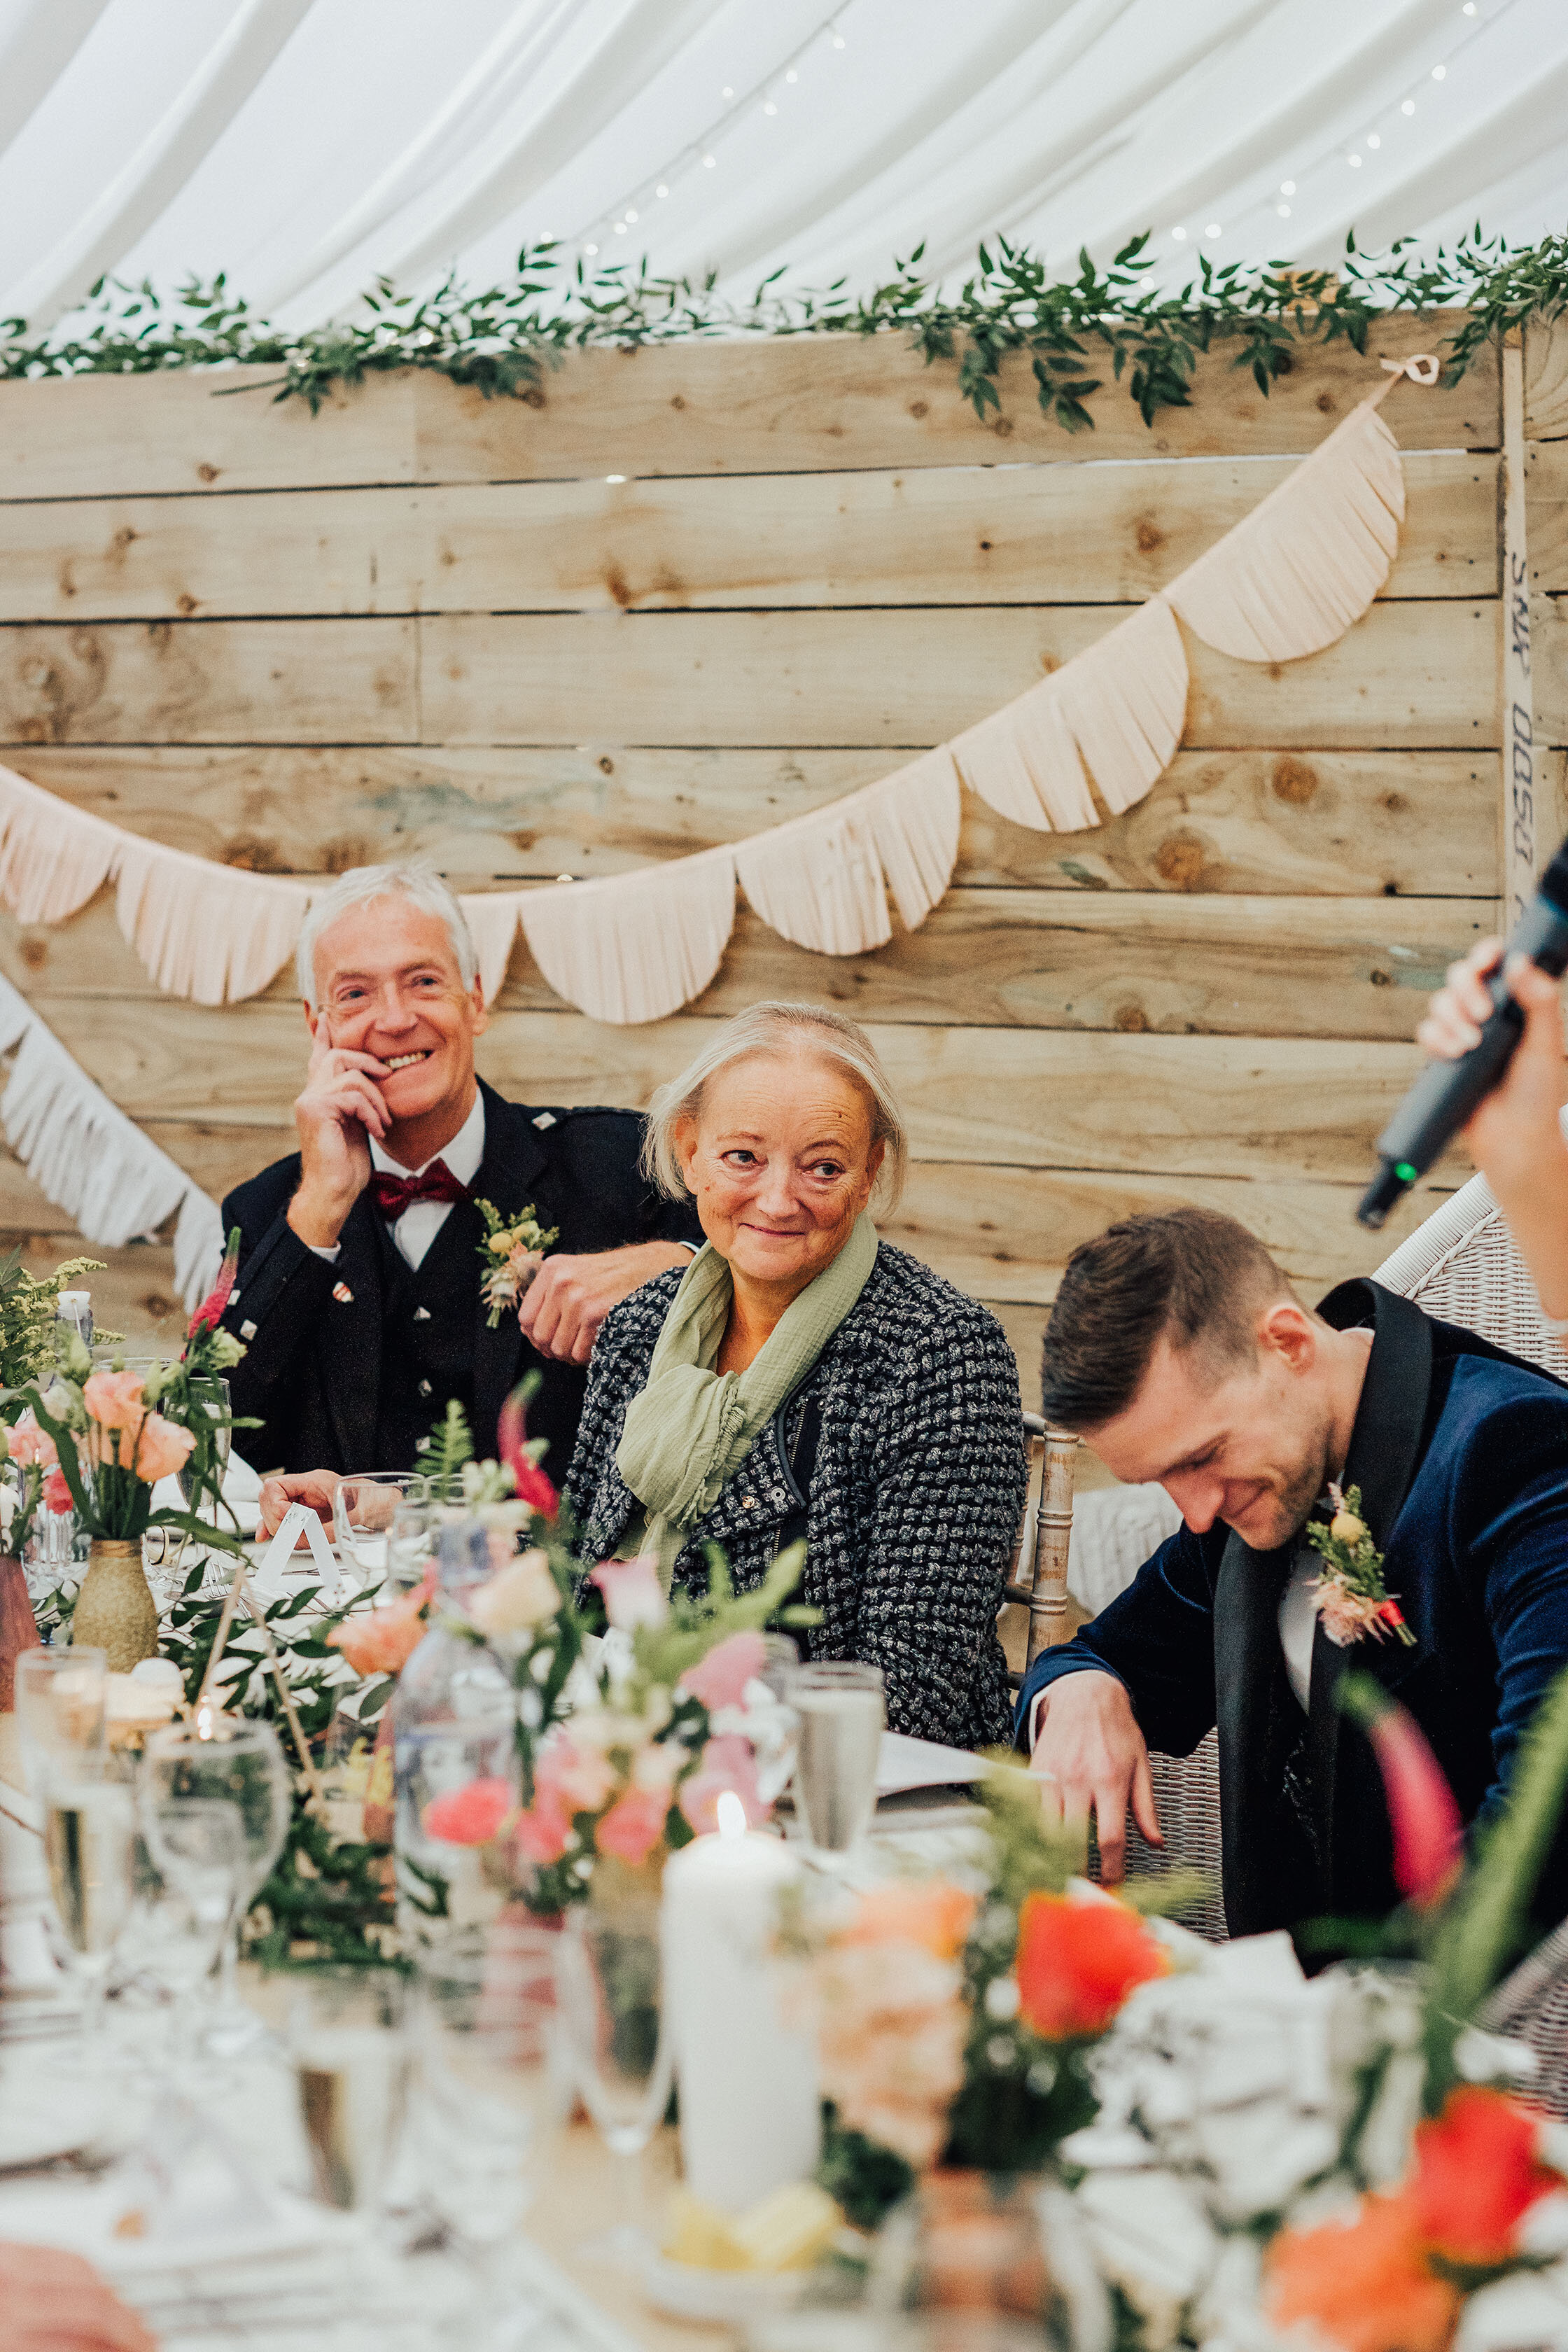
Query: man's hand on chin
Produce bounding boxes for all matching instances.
[518,1241,692,1366]
[1028,1668,1163,1884]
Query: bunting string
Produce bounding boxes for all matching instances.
[0,360,1434,1028]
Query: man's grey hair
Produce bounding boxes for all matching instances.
[296,863,478,1007]
[643,1001,909,1212]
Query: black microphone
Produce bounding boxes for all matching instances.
[1357,834,1568,1228]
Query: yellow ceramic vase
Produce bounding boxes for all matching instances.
[71,1538,159,1671]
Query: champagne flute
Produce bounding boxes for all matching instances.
[140,1716,291,2054]
[792,1662,886,1854]
[15,1646,107,1798]
[556,1893,673,2255]
[287,1968,411,2213]
[40,1770,134,2054]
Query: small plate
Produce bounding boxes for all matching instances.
[640,2250,806,2325]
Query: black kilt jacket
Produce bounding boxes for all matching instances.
[566,1243,1028,1751]
[218,1079,700,1480]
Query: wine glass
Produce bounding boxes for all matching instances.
[556,1893,673,2255]
[15,1646,107,1798]
[334,1474,425,1585]
[412,1920,569,2271]
[122,1798,246,2082]
[140,1715,291,2054]
[38,1766,134,2057]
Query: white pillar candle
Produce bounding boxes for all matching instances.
[662,1793,820,2213]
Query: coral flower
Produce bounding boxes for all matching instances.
[679,1630,767,1713]
[423,1777,514,1846]
[130,1413,195,1485]
[514,1784,573,1865]
[1014,1891,1168,2039]
[534,1732,617,1814]
[1410,2086,1558,2265]
[42,1466,71,1516]
[8,1416,57,1468]
[83,1369,150,1435]
[328,1565,435,1678]
[1266,2192,1460,2352]
[843,1881,978,1961]
[596,1786,669,1867]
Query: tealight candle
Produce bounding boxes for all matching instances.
[662,1793,820,2213]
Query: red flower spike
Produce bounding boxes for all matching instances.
[1346,1683,1463,1910]
[187,1226,241,1343]
[1411,2087,1558,2265]
[497,1384,559,1520]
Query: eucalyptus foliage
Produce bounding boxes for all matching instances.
[2,227,1564,435]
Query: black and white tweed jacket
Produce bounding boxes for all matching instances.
[565,1243,1027,1751]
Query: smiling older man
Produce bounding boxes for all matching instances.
[218,862,699,1486]
[1016,1208,1568,1942]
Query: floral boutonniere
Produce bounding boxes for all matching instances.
[475,1198,559,1329]
[1303,1480,1415,1648]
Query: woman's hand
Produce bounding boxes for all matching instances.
[1418,939,1568,1318]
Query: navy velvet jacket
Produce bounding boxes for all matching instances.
[1016,1280,1568,1938]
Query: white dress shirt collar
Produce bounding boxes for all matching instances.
[371,1089,486,1186]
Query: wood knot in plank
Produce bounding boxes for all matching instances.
[1271,756,1318,806]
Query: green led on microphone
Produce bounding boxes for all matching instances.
[1394,1162,1418,1183]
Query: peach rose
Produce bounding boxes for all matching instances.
[83,1370,150,1434]
[595,1786,668,1868]
[535,1732,617,1814]
[8,1415,57,1467]
[467,1548,561,1637]
[128,1413,195,1485]
[422,1777,514,1847]
[327,1566,436,1678]
[843,1882,978,1962]
[514,1784,573,1865]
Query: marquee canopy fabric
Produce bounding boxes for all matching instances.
[0,0,1564,339]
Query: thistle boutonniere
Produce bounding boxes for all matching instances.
[1303,1480,1415,1648]
[474,1198,559,1330]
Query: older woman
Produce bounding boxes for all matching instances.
[566,1001,1026,1750]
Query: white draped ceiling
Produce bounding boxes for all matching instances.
[0,0,1564,338]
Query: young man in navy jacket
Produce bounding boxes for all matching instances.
[1016,1208,1568,1939]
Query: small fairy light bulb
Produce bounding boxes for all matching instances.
[1280,178,1296,195]
[1366,132,1381,147]
[1276,203,1292,218]
[1170,225,1187,240]
[1432,62,1446,77]
[1205,222,1222,237]
[1401,97,1416,113]
[584,241,598,255]
[624,206,638,223]
[785,68,798,82]
[702,153,717,167]
[715,1789,748,1841]
[1348,150,1362,164]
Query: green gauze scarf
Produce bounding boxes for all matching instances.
[615,1211,878,1587]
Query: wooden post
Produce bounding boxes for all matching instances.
[1026,1429,1079,1668]
[1502,330,1539,932]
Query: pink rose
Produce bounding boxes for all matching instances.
[535,1733,617,1814]
[680,1630,767,1714]
[678,1732,769,1835]
[514,1784,573,1865]
[589,1555,668,1631]
[328,1566,436,1678]
[42,1466,71,1516]
[128,1413,195,1485]
[83,1370,149,1435]
[8,1415,57,1467]
[595,1786,669,1868]
[422,1776,515,1847]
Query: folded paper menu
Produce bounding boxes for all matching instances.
[876,1731,990,1795]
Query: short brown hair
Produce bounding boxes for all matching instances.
[1040,1208,1294,1432]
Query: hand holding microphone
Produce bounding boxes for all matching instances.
[1357,836,1568,1229]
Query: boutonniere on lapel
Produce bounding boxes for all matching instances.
[1303,1481,1415,1648]
[474,1198,559,1330]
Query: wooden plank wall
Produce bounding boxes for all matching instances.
[0,316,1562,1440]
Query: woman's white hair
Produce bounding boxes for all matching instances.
[643,1001,909,1213]
[296,862,478,1006]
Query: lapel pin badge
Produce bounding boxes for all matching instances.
[332,1281,355,1305]
[533,1111,557,1130]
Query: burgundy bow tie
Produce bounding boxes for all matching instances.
[369,1159,470,1221]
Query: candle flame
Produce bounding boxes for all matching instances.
[195,1699,216,1742]
[715,1789,747,1842]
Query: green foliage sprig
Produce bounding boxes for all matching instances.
[2,227,1564,436]
[0,1250,105,1400]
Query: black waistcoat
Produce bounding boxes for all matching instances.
[371,1202,484,1472]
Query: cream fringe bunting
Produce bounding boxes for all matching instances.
[0,359,1434,1029]
[0,974,222,1307]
